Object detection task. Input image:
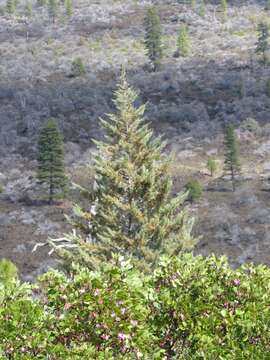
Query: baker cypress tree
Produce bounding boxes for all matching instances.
[223,125,240,192]
[144,6,163,71]
[50,71,195,271]
[37,118,67,204]
[255,22,269,65]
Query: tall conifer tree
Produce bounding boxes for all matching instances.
[177,24,190,57]
[37,118,67,204]
[255,22,269,65]
[144,6,163,71]
[50,71,195,271]
[223,124,240,192]
[6,0,15,14]
[48,0,58,23]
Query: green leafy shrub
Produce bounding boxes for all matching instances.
[207,157,218,177]
[0,259,17,286]
[185,178,203,202]
[1,255,270,358]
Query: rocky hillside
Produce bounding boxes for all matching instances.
[1,0,270,280]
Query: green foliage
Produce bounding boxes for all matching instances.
[37,0,47,6]
[65,0,72,17]
[207,157,218,177]
[266,78,270,96]
[144,6,163,71]
[1,254,270,358]
[177,24,190,57]
[0,259,17,286]
[255,22,269,65]
[70,57,86,77]
[25,1,32,17]
[221,0,227,21]
[37,118,67,204]
[49,71,195,272]
[6,0,15,14]
[223,124,241,192]
[241,118,260,133]
[198,0,205,17]
[185,178,203,202]
[265,0,270,11]
[48,0,58,22]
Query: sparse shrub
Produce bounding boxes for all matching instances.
[0,6,5,15]
[241,118,260,133]
[207,157,218,177]
[37,0,47,6]
[0,184,3,193]
[70,57,86,77]
[185,178,203,202]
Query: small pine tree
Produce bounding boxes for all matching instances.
[50,70,195,271]
[223,125,241,192]
[177,24,190,57]
[191,0,196,11]
[37,0,47,6]
[144,6,163,71]
[65,0,72,17]
[185,179,203,202]
[265,0,270,11]
[255,22,269,65]
[6,0,15,14]
[25,1,32,17]
[37,118,67,204]
[0,259,17,286]
[199,0,205,17]
[48,0,58,23]
[266,78,270,96]
[207,158,218,177]
[221,0,227,21]
[70,57,86,77]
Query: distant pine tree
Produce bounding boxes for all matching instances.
[6,0,15,14]
[255,22,269,65]
[48,0,58,23]
[37,0,47,6]
[144,6,163,71]
[221,0,227,21]
[25,1,32,17]
[37,118,67,204]
[223,125,241,192]
[65,0,72,17]
[199,0,205,17]
[50,70,195,271]
[177,24,190,57]
[265,0,270,11]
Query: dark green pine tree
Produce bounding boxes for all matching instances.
[223,124,241,192]
[65,0,72,17]
[255,22,269,65]
[50,70,195,271]
[144,6,163,71]
[37,118,67,204]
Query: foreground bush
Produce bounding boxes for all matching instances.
[1,254,270,359]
